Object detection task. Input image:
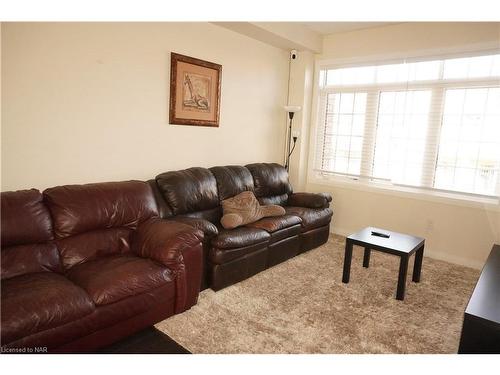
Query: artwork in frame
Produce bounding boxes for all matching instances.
[169,52,222,127]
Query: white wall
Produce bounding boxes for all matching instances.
[307,23,500,269]
[1,22,288,191]
[287,50,314,192]
[308,181,500,269]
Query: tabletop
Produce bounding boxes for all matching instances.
[347,227,425,254]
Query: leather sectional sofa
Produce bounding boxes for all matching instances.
[1,181,203,352]
[150,163,333,291]
[1,162,332,352]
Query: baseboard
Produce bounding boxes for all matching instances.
[331,226,351,238]
[422,249,483,270]
[330,226,483,270]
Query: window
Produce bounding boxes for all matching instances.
[321,92,367,175]
[314,52,500,199]
[373,90,431,186]
[434,87,500,195]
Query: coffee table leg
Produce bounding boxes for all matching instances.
[342,240,353,283]
[412,243,424,282]
[396,255,409,300]
[363,247,371,268]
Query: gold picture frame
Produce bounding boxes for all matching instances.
[169,52,222,127]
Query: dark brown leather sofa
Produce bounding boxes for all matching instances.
[0,181,203,353]
[151,163,333,291]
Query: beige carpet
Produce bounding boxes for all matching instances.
[155,235,479,353]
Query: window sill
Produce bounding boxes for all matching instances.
[308,173,500,212]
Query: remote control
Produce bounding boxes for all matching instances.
[371,231,390,238]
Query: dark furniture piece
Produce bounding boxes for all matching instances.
[150,163,333,291]
[1,181,203,353]
[458,244,500,354]
[98,327,190,354]
[1,162,332,351]
[342,227,425,300]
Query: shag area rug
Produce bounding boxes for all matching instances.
[155,235,479,353]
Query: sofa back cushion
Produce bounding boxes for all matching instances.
[43,181,158,269]
[156,167,219,217]
[147,179,174,218]
[1,189,61,279]
[245,163,292,206]
[1,189,54,247]
[209,165,254,201]
[177,207,223,225]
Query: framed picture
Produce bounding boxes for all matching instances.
[169,52,222,127]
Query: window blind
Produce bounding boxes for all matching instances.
[314,52,500,199]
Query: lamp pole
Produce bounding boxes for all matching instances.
[285,111,294,172]
[284,106,301,172]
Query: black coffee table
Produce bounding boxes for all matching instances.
[342,227,425,300]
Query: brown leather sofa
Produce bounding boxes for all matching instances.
[0,181,203,353]
[151,163,333,291]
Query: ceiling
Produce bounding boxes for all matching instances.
[301,22,398,35]
[215,22,403,54]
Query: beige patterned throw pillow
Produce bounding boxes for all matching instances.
[220,191,285,229]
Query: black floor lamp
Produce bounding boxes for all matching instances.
[284,105,301,172]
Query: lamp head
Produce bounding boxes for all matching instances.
[284,105,301,120]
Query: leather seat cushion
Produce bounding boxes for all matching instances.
[284,207,333,230]
[1,272,95,344]
[5,283,176,351]
[67,255,173,306]
[246,214,302,233]
[211,227,270,249]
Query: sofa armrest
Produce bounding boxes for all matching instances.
[167,216,218,239]
[287,192,332,209]
[132,219,204,313]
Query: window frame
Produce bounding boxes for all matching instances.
[308,48,500,209]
